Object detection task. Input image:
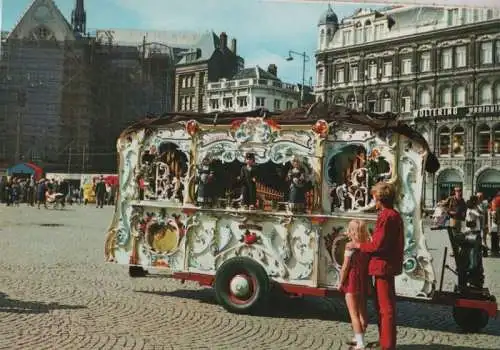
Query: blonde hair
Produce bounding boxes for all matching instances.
[371,182,396,208]
[347,219,370,243]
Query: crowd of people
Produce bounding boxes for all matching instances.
[0,175,116,209]
[433,188,500,256]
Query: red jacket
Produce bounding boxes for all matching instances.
[359,208,404,277]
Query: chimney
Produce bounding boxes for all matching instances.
[267,64,277,77]
[230,38,237,55]
[220,32,228,50]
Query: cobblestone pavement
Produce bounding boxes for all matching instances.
[0,206,499,350]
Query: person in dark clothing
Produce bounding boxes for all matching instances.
[239,153,257,210]
[447,187,467,256]
[36,180,47,209]
[95,176,106,208]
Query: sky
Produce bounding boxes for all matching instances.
[0,0,384,84]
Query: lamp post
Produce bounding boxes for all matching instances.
[286,50,310,107]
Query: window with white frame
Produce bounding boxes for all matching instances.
[347,96,357,110]
[365,25,373,41]
[455,46,467,68]
[374,23,384,40]
[223,97,233,108]
[452,126,465,156]
[496,41,500,63]
[286,101,294,109]
[420,52,431,72]
[479,84,492,105]
[343,30,352,46]
[350,65,358,82]
[382,95,392,112]
[256,97,266,107]
[455,86,466,106]
[237,96,247,107]
[181,77,186,88]
[495,84,500,103]
[209,98,219,109]
[183,96,189,110]
[368,62,377,79]
[317,68,324,86]
[367,97,377,112]
[179,96,185,111]
[274,99,281,111]
[383,61,392,77]
[441,48,452,69]
[401,95,411,112]
[480,42,493,64]
[448,8,460,26]
[441,87,452,107]
[189,96,195,110]
[355,28,363,44]
[336,68,345,83]
[401,58,412,75]
[419,88,432,108]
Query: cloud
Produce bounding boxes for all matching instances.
[109,0,362,83]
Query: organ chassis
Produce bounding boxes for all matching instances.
[105,102,497,332]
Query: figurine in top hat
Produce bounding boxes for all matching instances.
[196,156,215,207]
[287,156,308,213]
[240,152,257,210]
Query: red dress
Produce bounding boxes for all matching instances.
[340,249,370,295]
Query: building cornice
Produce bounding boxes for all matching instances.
[316,19,500,58]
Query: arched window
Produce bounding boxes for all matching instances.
[441,87,452,107]
[381,91,392,112]
[335,96,345,105]
[494,124,500,155]
[452,126,465,156]
[366,92,377,112]
[317,68,324,87]
[439,126,451,156]
[479,84,492,105]
[455,86,466,106]
[419,88,431,108]
[477,124,491,155]
[400,89,411,112]
[347,95,357,110]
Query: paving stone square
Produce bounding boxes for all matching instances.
[0,206,499,349]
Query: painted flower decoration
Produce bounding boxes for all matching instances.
[186,120,199,136]
[230,119,244,131]
[265,119,281,131]
[312,120,329,137]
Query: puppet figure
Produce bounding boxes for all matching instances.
[287,156,308,213]
[240,152,257,210]
[196,156,215,207]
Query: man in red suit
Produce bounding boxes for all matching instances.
[347,182,404,350]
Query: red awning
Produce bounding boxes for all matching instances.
[25,162,43,180]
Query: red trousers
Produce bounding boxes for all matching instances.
[373,276,397,350]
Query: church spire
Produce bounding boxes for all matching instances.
[71,0,86,36]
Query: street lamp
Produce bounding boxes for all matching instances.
[285,50,310,107]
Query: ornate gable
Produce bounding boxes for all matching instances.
[7,0,76,41]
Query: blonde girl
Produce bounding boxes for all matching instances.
[340,219,371,350]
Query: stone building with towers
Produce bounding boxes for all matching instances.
[315,5,500,205]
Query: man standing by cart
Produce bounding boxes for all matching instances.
[347,182,403,350]
[447,187,467,256]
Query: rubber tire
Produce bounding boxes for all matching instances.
[452,306,489,333]
[214,257,270,314]
[129,265,148,278]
